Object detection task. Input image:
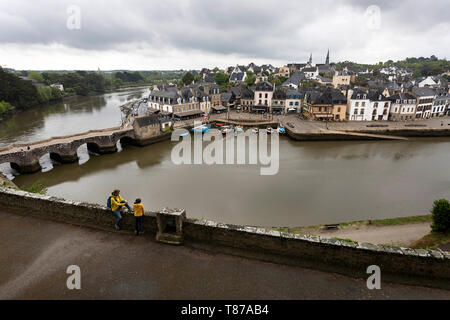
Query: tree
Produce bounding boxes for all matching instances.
[214,72,229,86]
[245,71,256,86]
[27,71,45,83]
[182,72,194,85]
[431,199,450,233]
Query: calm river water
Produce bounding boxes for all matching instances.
[1,88,450,227]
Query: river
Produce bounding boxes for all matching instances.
[1,88,450,227]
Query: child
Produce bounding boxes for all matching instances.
[133,198,145,235]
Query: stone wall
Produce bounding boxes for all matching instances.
[0,187,449,290]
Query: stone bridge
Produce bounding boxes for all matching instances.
[0,115,168,174]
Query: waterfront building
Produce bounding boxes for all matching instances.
[347,89,372,121]
[285,89,302,113]
[272,87,287,114]
[368,90,391,121]
[200,83,221,107]
[252,81,274,113]
[412,87,436,119]
[147,87,203,120]
[388,93,417,121]
[329,89,347,121]
[431,92,450,118]
[240,85,255,112]
[307,90,334,121]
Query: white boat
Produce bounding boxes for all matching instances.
[277,125,285,134]
[192,124,211,133]
[266,127,274,134]
[251,128,259,134]
[234,126,244,133]
[221,126,234,135]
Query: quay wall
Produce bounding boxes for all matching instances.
[286,127,450,141]
[0,187,449,290]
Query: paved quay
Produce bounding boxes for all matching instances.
[0,210,449,300]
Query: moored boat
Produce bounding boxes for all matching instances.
[192,124,211,133]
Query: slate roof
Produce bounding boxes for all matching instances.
[389,93,416,103]
[135,115,160,127]
[254,81,273,91]
[282,72,307,87]
[412,87,436,97]
[230,72,245,82]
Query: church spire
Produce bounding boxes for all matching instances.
[325,49,330,65]
[309,53,312,65]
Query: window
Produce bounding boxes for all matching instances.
[374,103,378,108]
[355,102,359,107]
[354,109,358,115]
[337,107,341,112]
[360,109,364,115]
[265,93,268,98]
[362,102,366,107]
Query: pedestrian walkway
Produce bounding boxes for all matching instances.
[0,210,448,299]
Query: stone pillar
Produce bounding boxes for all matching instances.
[156,208,186,245]
[11,161,41,174]
[50,152,78,164]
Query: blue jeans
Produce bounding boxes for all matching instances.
[112,209,122,227]
[135,216,143,234]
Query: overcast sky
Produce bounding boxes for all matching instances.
[0,0,449,70]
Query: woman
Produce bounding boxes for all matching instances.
[110,189,132,230]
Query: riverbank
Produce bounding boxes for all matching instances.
[0,172,17,189]
[272,215,449,251]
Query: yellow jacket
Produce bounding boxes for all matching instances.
[133,203,145,217]
[110,193,126,211]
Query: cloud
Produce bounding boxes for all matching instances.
[0,0,448,70]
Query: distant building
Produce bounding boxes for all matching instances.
[253,81,274,113]
[50,83,64,91]
[412,87,436,119]
[431,92,450,118]
[388,93,417,121]
[347,89,371,121]
[332,71,351,88]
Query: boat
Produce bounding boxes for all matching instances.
[192,124,211,133]
[221,126,234,135]
[234,126,244,134]
[266,126,274,134]
[277,124,285,134]
[251,128,259,134]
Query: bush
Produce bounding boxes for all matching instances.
[0,101,13,115]
[431,199,450,233]
[24,181,48,195]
